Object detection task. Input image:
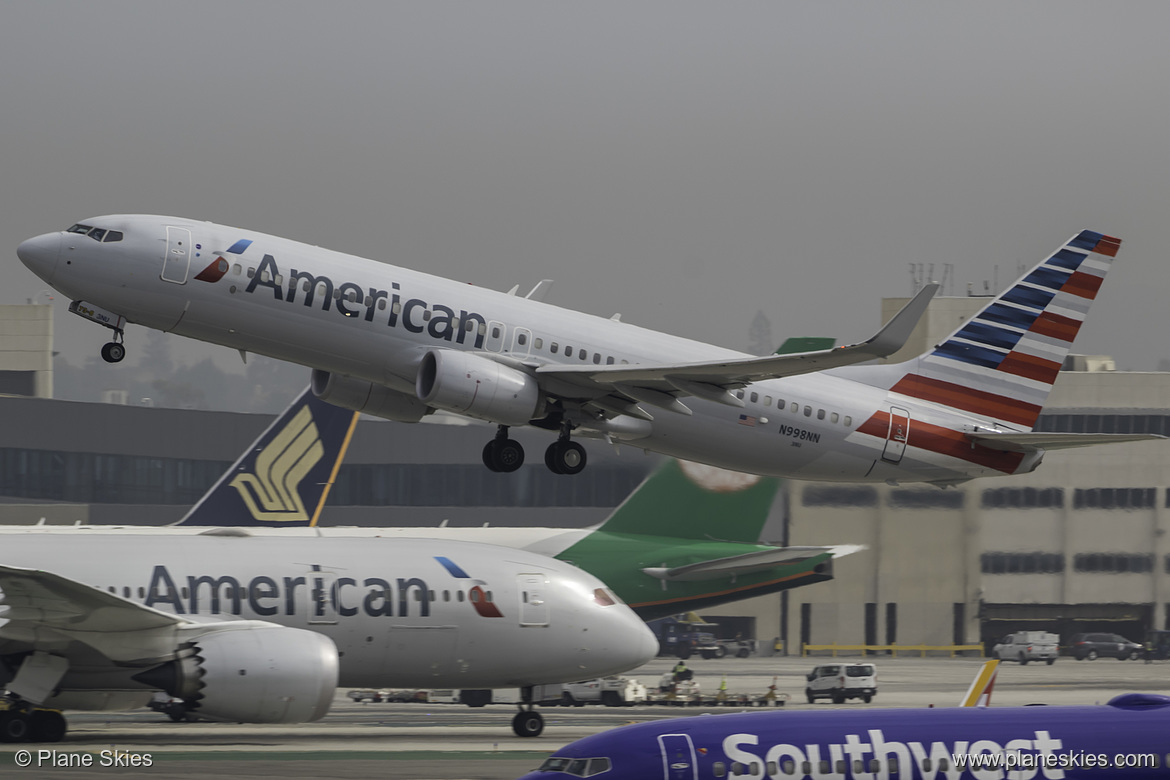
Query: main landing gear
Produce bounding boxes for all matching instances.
[512,686,544,737]
[0,699,67,743]
[482,425,588,475]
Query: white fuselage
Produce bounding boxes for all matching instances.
[0,534,657,689]
[19,215,1039,484]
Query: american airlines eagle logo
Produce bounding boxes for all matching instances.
[229,405,324,523]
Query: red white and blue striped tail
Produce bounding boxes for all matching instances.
[888,230,1120,430]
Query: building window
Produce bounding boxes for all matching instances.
[981,552,1064,574]
[981,487,1064,509]
[1074,553,1154,574]
[802,485,878,507]
[1074,488,1156,510]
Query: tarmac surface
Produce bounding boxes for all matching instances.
[2,654,1166,779]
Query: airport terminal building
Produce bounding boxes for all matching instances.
[2,301,1169,654]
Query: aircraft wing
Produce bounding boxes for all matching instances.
[641,545,846,582]
[0,563,183,636]
[968,432,1166,454]
[535,284,937,404]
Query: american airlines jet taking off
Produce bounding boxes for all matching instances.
[18,218,1160,483]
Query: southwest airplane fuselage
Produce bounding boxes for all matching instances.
[18,216,1146,485]
[520,695,1170,779]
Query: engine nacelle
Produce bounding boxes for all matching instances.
[311,369,429,423]
[416,349,542,426]
[142,625,338,724]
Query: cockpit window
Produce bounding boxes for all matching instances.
[66,224,123,243]
[536,756,612,776]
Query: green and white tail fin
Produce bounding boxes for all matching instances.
[597,460,782,543]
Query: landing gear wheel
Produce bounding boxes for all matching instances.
[483,427,524,473]
[29,710,66,743]
[101,341,125,363]
[512,710,544,737]
[0,710,31,743]
[545,440,586,475]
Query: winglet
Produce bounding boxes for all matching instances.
[862,282,938,357]
[174,385,359,527]
[959,659,999,707]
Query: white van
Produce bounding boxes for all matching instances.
[805,663,877,704]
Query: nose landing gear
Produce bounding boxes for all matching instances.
[100,336,126,364]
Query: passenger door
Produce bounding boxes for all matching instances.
[882,406,910,463]
[161,226,192,284]
[657,733,698,780]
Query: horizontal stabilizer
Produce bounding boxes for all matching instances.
[642,545,857,582]
[967,431,1166,454]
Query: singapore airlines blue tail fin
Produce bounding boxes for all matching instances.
[174,386,359,527]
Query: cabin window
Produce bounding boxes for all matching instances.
[378,299,387,310]
[247,267,255,278]
[579,349,587,360]
[534,337,543,350]
[564,345,573,355]
[804,405,812,417]
[457,591,465,602]
[831,412,839,423]
[606,356,614,364]
[888,758,899,773]
[791,402,799,413]
[138,587,145,599]
[108,586,115,593]
[491,325,500,338]
[844,416,853,427]
[551,342,559,353]
[442,590,450,602]
[736,390,745,400]
[423,310,433,321]
[712,763,726,778]
[817,409,825,420]
[593,353,601,364]
[750,392,759,403]
[517,333,528,346]
[764,395,772,406]
[123,587,130,598]
[478,323,487,336]
[766,761,777,775]
[777,399,785,410]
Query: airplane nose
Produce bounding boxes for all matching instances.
[17,232,62,284]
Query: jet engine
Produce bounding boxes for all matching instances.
[135,625,338,723]
[311,369,430,423]
[416,349,542,426]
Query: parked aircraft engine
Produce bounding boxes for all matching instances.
[135,626,338,723]
[416,349,543,426]
[311,369,430,423]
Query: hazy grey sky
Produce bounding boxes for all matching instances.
[4,1,1168,379]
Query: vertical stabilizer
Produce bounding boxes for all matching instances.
[850,231,1120,430]
[175,386,359,527]
[597,460,782,543]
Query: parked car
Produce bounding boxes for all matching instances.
[804,663,877,704]
[1069,632,1143,661]
[992,631,1058,665]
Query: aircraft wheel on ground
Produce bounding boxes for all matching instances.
[101,342,125,363]
[545,440,586,475]
[512,710,543,738]
[29,710,66,743]
[0,711,31,743]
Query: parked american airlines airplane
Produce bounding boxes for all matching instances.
[17,219,1159,482]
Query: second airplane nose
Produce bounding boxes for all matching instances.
[17,232,62,285]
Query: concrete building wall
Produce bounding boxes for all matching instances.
[0,304,52,398]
